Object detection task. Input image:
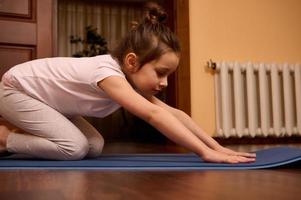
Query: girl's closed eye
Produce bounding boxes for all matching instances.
[156,68,169,77]
[156,70,166,77]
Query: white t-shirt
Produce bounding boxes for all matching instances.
[1,55,125,118]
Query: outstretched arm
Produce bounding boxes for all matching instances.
[149,96,256,158]
[98,76,255,163]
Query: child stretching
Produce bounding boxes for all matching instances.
[0,4,255,163]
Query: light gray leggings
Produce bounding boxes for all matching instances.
[0,82,104,160]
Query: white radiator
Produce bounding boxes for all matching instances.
[211,61,301,137]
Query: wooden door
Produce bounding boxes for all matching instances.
[0,0,55,78]
[0,0,55,127]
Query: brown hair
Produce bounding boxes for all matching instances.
[111,2,181,68]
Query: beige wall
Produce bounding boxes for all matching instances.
[189,0,301,136]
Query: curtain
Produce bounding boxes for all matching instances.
[58,0,143,57]
[57,0,165,141]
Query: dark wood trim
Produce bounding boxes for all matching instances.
[52,0,58,56]
[0,42,36,49]
[36,0,54,58]
[161,0,176,108]
[160,0,191,116]
[174,0,191,115]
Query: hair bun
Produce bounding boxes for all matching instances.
[143,2,167,24]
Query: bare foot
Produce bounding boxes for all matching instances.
[0,125,10,152]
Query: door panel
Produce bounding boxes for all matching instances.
[0,20,36,45]
[0,0,35,19]
[0,45,35,77]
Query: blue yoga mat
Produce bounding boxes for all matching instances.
[1,146,301,170]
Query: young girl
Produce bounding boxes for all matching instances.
[0,5,256,163]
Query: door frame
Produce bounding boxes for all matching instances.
[174,0,191,115]
[52,0,191,115]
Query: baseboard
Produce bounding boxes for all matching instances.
[214,136,301,145]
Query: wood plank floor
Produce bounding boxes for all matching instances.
[1,143,301,200]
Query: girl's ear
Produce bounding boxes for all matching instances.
[124,53,139,73]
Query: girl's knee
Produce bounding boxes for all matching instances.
[60,138,89,160]
[86,135,105,158]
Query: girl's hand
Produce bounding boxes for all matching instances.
[201,148,256,164]
[215,146,256,158]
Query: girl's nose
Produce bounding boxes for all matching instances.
[159,77,168,88]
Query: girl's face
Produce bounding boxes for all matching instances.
[126,51,179,98]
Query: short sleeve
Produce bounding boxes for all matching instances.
[90,64,126,91]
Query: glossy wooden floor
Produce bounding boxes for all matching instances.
[1,143,301,200]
